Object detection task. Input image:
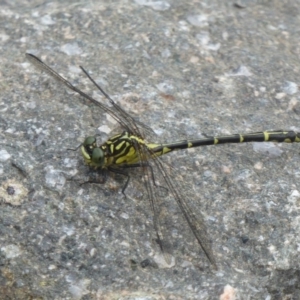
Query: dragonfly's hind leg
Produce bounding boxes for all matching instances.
[118,163,169,196]
[108,167,131,196]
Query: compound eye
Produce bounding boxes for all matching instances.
[84,136,96,147]
[92,148,105,166]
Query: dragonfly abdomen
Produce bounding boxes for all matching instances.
[151,130,300,156]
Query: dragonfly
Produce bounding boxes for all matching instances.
[26,53,300,269]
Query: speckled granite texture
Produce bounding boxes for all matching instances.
[1,0,300,299]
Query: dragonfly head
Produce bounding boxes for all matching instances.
[81,136,105,168]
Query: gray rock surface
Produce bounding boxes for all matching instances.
[1,0,300,299]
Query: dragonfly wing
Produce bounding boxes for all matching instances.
[142,144,217,268]
[26,53,153,138]
[130,137,216,268]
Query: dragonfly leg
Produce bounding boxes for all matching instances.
[67,144,82,151]
[68,169,108,187]
[108,167,131,196]
[119,163,169,195]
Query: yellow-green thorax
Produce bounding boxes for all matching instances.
[80,131,162,169]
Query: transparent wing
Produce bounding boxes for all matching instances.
[26,53,154,138]
[78,64,154,139]
[135,142,217,268]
